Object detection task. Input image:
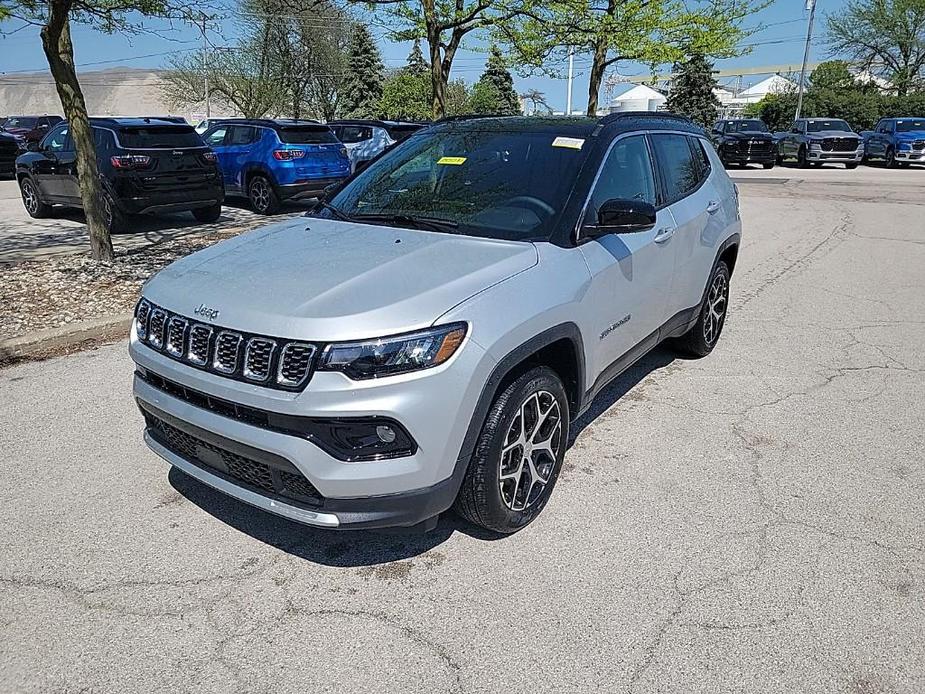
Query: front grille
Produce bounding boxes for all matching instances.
[822,137,859,152]
[135,299,319,391]
[737,139,772,154]
[143,407,323,506]
[244,338,276,382]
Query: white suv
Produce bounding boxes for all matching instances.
[130,113,741,534]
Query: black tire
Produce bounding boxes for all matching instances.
[19,177,52,218]
[454,366,569,534]
[674,261,731,358]
[845,162,859,170]
[248,174,280,215]
[797,146,810,168]
[885,147,898,169]
[812,162,823,168]
[102,192,126,234]
[762,161,775,170]
[192,203,222,223]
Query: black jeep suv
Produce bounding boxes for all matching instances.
[15,118,224,232]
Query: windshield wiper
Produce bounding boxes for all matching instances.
[308,199,354,222]
[351,213,459,234]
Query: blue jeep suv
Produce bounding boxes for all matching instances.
[202,119,351,214]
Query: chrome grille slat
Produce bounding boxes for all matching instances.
[135,301,317,390]
[187,325,212,366]
[243,338,276,382]
[277,343,316,387]
[213,331,242,374]
[148,309,167,348]
[165,316,188,357]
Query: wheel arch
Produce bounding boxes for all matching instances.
[242,163,279,191]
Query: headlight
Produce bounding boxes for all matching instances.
[809,142,822,149]
[319,323,467,379]
[898,142,912,150]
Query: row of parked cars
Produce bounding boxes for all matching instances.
[710,116,925,169]
[0,114,424,232]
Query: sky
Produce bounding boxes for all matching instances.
[0,0,844,113]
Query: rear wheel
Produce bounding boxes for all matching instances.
[101,192,126,234]
[248,175,280,215]
[455,367,569,534]
[192,203,222,223]
[19,177,51,218]
[675,261,731,358]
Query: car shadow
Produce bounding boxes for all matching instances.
[169,345,681,565]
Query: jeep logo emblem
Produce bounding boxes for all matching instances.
[194,303,220,321]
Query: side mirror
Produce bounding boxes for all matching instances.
[583,199,656,239]
[26,141,40,152]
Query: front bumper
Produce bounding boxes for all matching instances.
[129,326,493,529]
[807,149,863,162]
[896,150,925,161]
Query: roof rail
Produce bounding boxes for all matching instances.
[435,114,511,123]
[597,110,694,126]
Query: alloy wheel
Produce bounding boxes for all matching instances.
[250,178,270,212]
[499,390,563,511]
[703,272,729,346]
[21,181,38,214]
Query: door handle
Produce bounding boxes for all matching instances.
[706,200,721,214]
[654,226,676,243]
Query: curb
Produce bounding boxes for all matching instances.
[0,314,133,366]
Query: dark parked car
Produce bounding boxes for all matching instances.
[0,130,21,178]
[201,119,350,214]
[15,117,224,232]
[776,118,863,168]
[1,115,64,146]
[862,117,925,167]
[710,118,777,168]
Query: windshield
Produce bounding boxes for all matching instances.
[896,119,925,132]
[278,126,338,144]
[324,128,590,241]
[2,117,38,130]
[728,120,768,133]
[118,125,203,148]
[806,120,852,132]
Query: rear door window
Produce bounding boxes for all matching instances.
[688,137,712,180]
[227,125,257,145]
[650,133,703,205]
[118,125,203,148]
[277,126,338,144]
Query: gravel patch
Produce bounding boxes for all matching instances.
[1,224,261,341]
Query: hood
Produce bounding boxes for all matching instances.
[896,131,925,141]
[143,217,538,341]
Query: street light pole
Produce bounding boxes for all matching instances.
[795,0,816,120]
[566,47,574,115]
[200,13,210,120]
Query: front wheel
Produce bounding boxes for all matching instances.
[20,177,51,218]
[762,161,775,170]
[192,203,222,223]
[797,146,810,168]
[454,366,569,534]
[248,175,280,215]
[845,162,859,170]
[674,261,731,358]
[885,148,898,169]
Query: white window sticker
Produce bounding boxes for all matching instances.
[552,136,585,150]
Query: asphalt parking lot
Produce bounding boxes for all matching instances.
[1,164,923,693]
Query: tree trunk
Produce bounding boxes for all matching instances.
[586,35,609,117]
[427,35,446,120]
[40,2,112,262]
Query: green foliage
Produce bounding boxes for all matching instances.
[341,24,385,118]
[748,86,925,132]
[378,68,432,120]
[498,0,768,115]
[665,53,720,128]
[406,38,428,75]
[809,60,857,91]
[467,46,521,115]
[825,0,925,96]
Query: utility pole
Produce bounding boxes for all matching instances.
[795,0,816,120]
[200,13,210,120]
[566,47,574,115]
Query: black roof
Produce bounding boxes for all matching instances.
[89,117,193,129]
[328,119,427,128]
[429,112,704,137]
[208,118,325,129]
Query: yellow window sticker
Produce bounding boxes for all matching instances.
[437,156,467,165]
[552,136,585,149]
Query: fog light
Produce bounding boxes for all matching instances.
[305,418,416,461]
[376,425,397,443]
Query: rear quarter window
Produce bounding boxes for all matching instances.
[277,126,338,144]
[117,125,203,149]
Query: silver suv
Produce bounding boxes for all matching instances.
[130,114,741,534]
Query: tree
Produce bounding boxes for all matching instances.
[500,0,765,116]
[521,88,552,114]
[341,24,385,118]
[810,60,858,91]
[665,53,721,128]
[378,42,433,120]
[7,0,201,261]
[468,45,521,114]
[351,0,531,119]
[826,0,925,96]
